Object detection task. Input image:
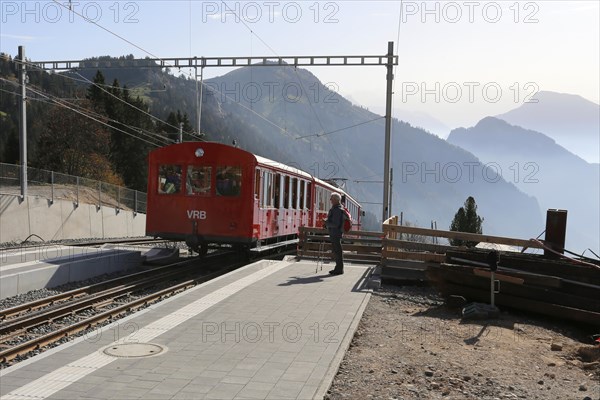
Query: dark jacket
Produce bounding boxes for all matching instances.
[326,204,344,238]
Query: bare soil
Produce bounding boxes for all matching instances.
[326,285,600,400]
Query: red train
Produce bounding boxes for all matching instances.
[146,142,362,255]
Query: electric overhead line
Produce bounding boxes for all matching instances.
[295,117,385,140]
[9,58,194,140]
[219,1,357,179]
[72,71,191,139]
[46,0,291,140]
[25,84,173,147]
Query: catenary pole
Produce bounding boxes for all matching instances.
[382,41,394,222]
[18,46,27,200]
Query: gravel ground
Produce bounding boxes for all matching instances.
[326,284,600,400]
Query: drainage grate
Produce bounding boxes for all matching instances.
[103,343,166,358]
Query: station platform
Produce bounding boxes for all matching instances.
[0,246,142,299]
[0,257,373,400]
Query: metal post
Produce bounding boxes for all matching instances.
[196,64,204,136]
[75,176,79,207]
[382,41,394,223]
[490,271,495,307]
[179,122,183,143]
[18,46,27,200]
[117,186,121,213]
[389,167,393,217]
[50,171,54,204]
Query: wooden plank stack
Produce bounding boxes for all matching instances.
[426,249,600,326]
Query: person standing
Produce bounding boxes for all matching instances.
[325,192,345,275]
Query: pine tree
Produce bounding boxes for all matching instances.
[449,196,484,247]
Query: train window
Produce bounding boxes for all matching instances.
[279,175,285,208]
[261,172,266,207]
[187,166,211,195]
[266,172,274,207]
[283,176,290,209]
[254,169,261,201]
[306,182,311,210]
[216,166,242,197]
[291,177,297,209]
[299,180,305,209]
[273,173,281,208]
[158,165,182,194]
[317,187,325,211]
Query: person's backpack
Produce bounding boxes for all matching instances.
[342,206,352,233]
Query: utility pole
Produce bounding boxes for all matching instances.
[196,64,204,136]
[18,46,27,200]
[178,122,183,143]
[382,41,394,223]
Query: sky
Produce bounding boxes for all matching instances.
[1,0,599,132]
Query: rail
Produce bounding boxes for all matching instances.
[0,163,147,213]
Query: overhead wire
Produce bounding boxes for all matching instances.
[219,1,357,179]
[45,0,291,139]
[295,117,385,140]
[72,71,191,138]
[25,84,172,147]
[10,58,194,140]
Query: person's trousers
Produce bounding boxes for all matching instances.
[330,236,344,271]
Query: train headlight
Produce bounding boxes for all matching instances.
[195,148,205,158]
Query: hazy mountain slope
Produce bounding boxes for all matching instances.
[496,91,600,163]
[448,117,599,252]
[207,65,543,239]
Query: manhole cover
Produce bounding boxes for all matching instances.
[103,343,166,358]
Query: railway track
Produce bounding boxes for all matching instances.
[0,250,248,365]
[0,237,174,253]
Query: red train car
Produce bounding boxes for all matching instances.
[146,142,361,254]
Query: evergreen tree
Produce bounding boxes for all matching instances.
[449,196,484,247]
[86,70,106,109]
[159,110,194,142]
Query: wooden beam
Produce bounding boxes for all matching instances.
[383,224,544,249]
[382,249,445,263]
[382,238,456,253]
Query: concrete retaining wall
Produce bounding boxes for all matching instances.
[0,194,146,243]
[0,250,142,299]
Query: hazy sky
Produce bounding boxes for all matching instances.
[1,0,599,130]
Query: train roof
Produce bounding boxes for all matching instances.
[254,155,313,180]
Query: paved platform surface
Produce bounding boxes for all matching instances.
[0,257,373,400]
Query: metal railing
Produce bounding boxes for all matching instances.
[0,163,147,213]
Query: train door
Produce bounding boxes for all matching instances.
[253,168,261,241]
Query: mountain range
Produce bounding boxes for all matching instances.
[447,117,599,252]
[496,91,600,164]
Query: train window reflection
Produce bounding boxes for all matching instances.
[158,165,182,194]
[187,166,212,195]
[216,166,242,197]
